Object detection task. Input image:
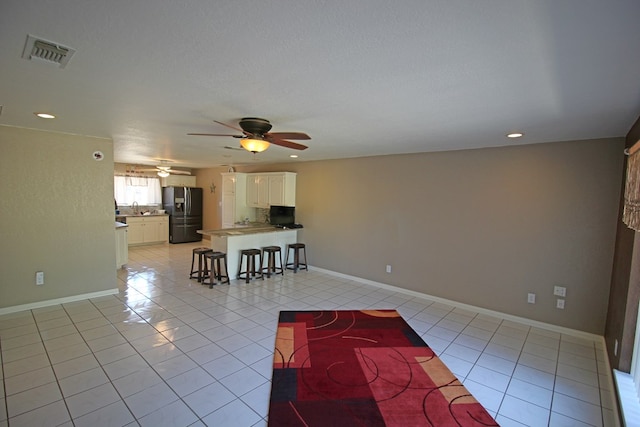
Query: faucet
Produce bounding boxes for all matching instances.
[132,201,139,214]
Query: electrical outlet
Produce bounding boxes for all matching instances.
[556,298,565,309]
[385,265,392,273]
[36,271,44,285]
[553,286,566,297]
[527,293,536,304]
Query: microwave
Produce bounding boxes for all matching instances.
[270,205,295,226]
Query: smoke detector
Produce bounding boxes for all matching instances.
[22,35,76,69]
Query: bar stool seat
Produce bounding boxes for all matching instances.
[190,247,213,282]
[202,251,230,289]
[237,249,264,283]
[261,246,284,278]
[285,243,308,273]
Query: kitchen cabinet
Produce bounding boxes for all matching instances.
[268,172,296,206]
[246,172,296,207]
[161,175,196,187]
[115,223,128,268]
[126,215,169,245]
[221,173,253,228]
[246,174,269,208]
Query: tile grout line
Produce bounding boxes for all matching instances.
[1,242,618,426]
[113,272,267,423]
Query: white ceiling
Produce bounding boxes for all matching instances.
[2,1,640,169]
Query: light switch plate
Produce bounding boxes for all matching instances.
[553,286,566,297]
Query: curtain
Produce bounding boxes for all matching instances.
[624,149,640,231]
[114,176,162,205]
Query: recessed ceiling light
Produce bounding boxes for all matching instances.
[289,154,299,158]
[507,132,523,138]
[35,112,55,119]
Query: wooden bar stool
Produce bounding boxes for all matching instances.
[285,243,308,273]
[189,247,213,282]
[202,251,230,289]
[237,249,264,283]
[261,245,284,278]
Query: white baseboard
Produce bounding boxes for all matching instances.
[309,265,602,342]
[310,265,622,425]
[0,288,119,316]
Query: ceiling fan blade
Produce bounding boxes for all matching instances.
[187,133,244,138]
[266,132,311,140]
[224,145,245,151]
[213,120,246,133]
[169,170,191,175]
[267,136,308,150]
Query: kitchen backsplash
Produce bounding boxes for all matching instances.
[257,207,269,223]
[116,204,161,215]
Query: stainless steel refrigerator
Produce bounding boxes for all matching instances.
[162,186,203,243]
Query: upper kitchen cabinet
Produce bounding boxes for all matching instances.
[247,172,296,207]
[247,174,269,208]
[268,172,296,206]
[221,173,253,228]
[161,175,196,187]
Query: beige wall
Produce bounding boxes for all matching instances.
[0,126,117,308]
[0,126,621,333]
[195,167,228,235]
[222,138,623,334]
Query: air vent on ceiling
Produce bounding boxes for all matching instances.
[21,35,76,69]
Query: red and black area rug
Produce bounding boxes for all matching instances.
[268,310,499,426]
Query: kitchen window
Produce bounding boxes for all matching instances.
[114,176,162,206]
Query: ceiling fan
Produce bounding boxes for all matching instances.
[137,161,191,177]
[188,117,310,153]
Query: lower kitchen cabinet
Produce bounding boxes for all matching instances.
[126,215,169,245]
[115,224,128,268]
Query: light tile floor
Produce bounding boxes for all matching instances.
[0,241,618,427]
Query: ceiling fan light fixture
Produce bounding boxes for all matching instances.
[157,170,170,177]
[240,138,270,153]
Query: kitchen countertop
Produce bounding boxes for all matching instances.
[199,224,293,237]
[116,213,168,217]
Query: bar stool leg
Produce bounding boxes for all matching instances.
[249,255,254,283]
[222,257,229,284]
[210,258,218,289]
[263,250,272,278]
[256,252,264,281]
[243,254,250,283]
[300,246,308,271]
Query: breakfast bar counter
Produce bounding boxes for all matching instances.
[198,225,299,280]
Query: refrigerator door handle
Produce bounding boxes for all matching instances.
[185,187,190,215]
